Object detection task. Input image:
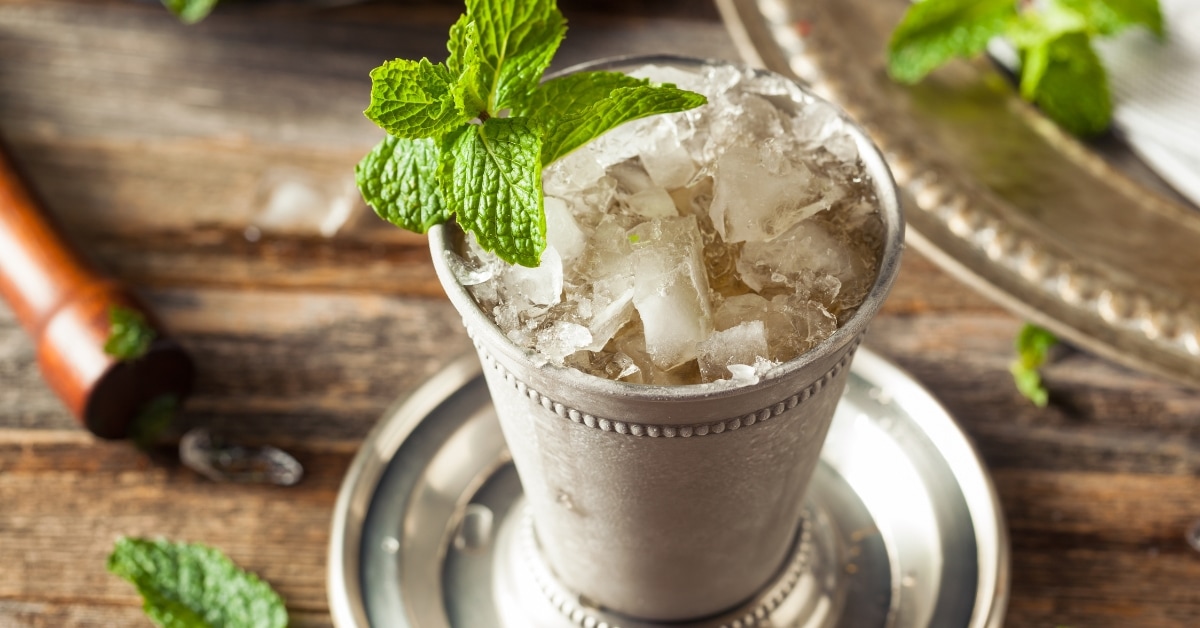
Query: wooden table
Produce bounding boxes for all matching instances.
[2,1,1199,626]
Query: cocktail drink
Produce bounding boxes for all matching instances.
[430,57,902,625]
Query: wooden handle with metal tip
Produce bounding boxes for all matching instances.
[0,140,194,439]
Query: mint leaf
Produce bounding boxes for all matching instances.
[1010,323,1058,407]
[887,0,1018,84]
[161,0,218,24]
[440,118,545,267]
[525,71,651,119]
[1029,31,1112,136]
[357,136,450,233]
[467,0,566,111]
[365,59,469,139]
[105,306,156,362]
[1008,4,1090,98]
[1059,0,1164,37]
[446,17,489,117]
[107,537,287,628]
[541,85,707,166]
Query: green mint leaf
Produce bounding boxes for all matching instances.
[525,71,652,119]
[161,0,218,24]
[446,17,489,117]
[107,537,287,628]
[440,118,545,267]
[105,306,157,362]
[887,0,1017,83]
[541,85,707,166]
[1058,0,1165,37]
[129,395,180,450]
[1010,323,1058,407]
[364,58,469,139]
[1028,31,1112,136]
[467,0,566,112]
[1008,5,1090,98]
[356,136,450,233]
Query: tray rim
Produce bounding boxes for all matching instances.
[714,0,1200,389]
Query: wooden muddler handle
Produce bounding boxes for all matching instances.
[0,141,193,438]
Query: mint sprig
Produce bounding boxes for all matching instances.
[356,0,707,267]
[1009,323,1059,407]
[887,0,1164,137]
[107,537,288,628]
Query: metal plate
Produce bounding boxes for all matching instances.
[716,0,1200,388]
[328,349,1008,627]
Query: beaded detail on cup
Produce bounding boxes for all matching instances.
[469,327,862,438]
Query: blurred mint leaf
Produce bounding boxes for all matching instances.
[1059,0,1165,37]
[1009,3,1090,99]
[107,537,287,628]
[887,0,1018,83]
[364,59,469,139]
[356,136,450,233]
[440,118,545,267]
[105,306,156,362]
[887,0,1164,137]
[1029,31,1112,136]
[467,0,566,112]
[1010,323,1059,407]
[161,0,218,24]
[541,85,707,166]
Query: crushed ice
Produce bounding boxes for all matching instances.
[462,63,884,385]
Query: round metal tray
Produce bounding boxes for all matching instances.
[327,350,1008,627]
[717,0,1200,388]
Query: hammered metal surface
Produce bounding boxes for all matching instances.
[717,0,1200,387]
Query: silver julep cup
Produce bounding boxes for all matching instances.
[429,57,903,623]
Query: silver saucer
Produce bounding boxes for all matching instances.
[328,349,1009,627]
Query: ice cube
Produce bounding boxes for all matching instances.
[770,295,838,360]
[713,293,771,331]
[640,130,697,190]
[709,144,844,243]
[697,320,769,383]
[544,144,607,198]
[628,216,713,370]
[609,159,656,195]
[584,275,636,351]
[571,217,635,284]
[544,196,587,262]
[496,245,564,309]
[444,250,494,287]
[627,187,679,219]
[737,218,871,313]
[536,321,593,365]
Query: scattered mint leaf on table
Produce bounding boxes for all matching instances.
[105,306,157,362]
[1026,31,1113,137]
[107,537,287,628]
[887,0,1164,137]
[1009,323,1059,407]
[161,0,219,24]
[887,0,1017,84]
[355,0,707,267]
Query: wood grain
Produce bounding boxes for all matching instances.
[1,1,1198,627]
